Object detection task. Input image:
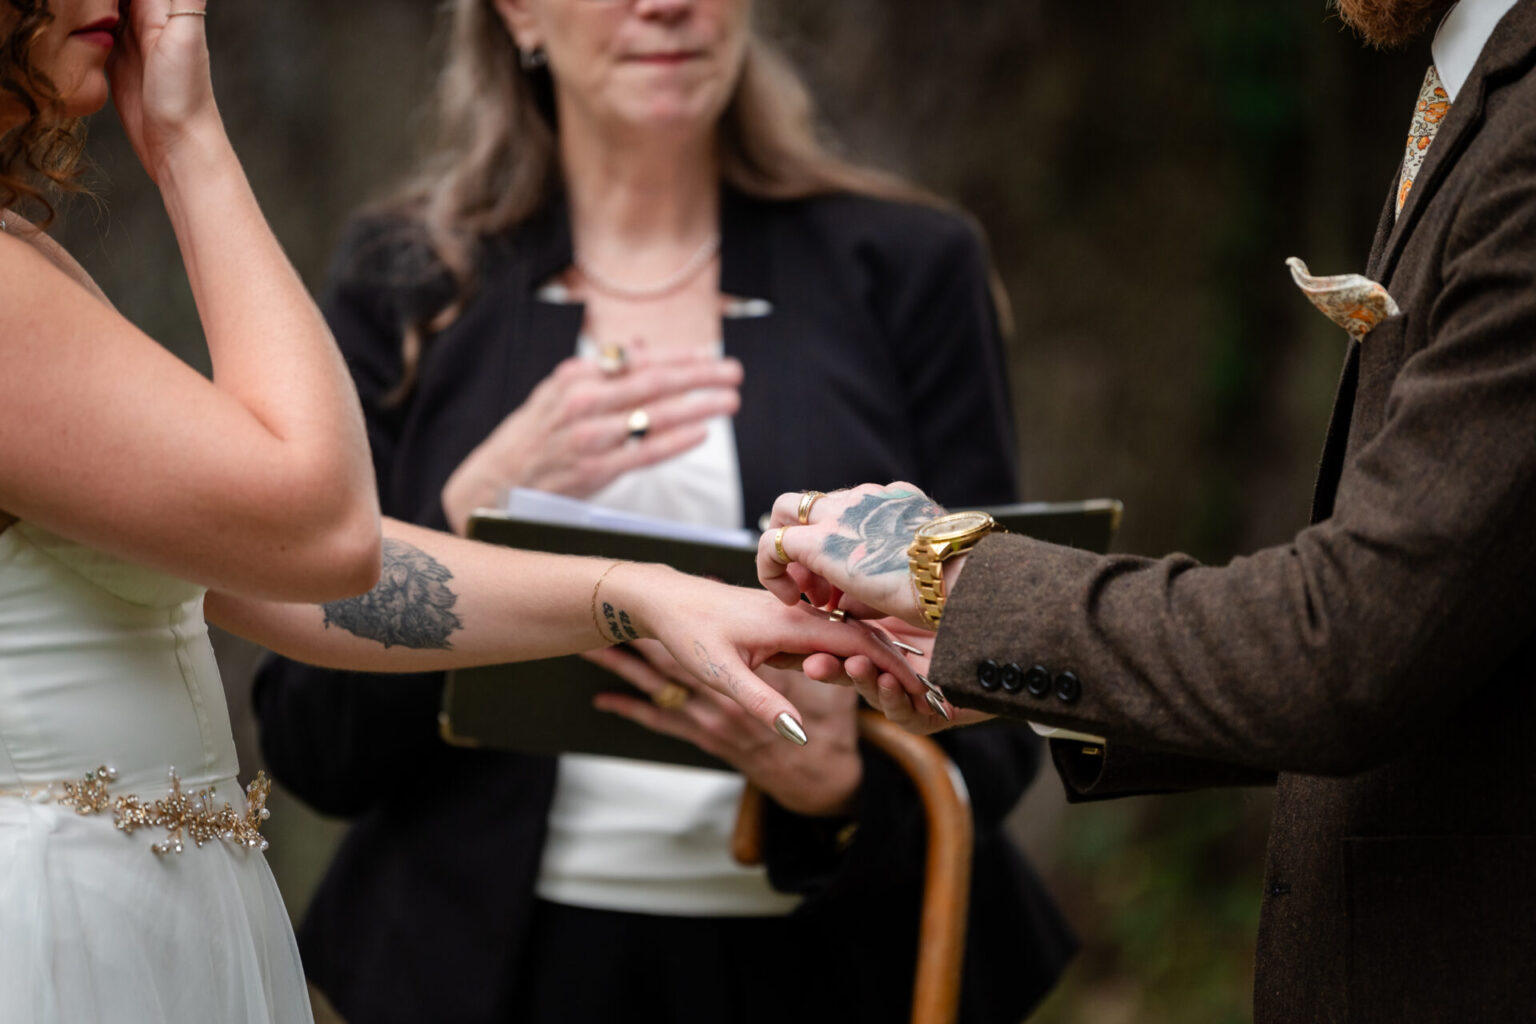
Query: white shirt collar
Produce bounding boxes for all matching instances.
[1432,0,1519,101]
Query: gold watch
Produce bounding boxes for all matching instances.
[907,511,998,629]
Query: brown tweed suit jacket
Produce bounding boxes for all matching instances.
[932,7,1536,1022]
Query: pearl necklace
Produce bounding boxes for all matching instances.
[574,233,721,301]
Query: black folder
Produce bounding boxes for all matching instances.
[439,500,1122,769]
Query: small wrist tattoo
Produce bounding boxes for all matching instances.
[600,600,640,643]
[590,561,629,644]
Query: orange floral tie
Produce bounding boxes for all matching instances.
[1397,65,1451,218]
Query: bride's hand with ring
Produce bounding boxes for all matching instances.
[110,0,219,182]
[441,345,742,533]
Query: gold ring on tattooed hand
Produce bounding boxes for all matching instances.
[797,490,825,525]
[773,525,792,565]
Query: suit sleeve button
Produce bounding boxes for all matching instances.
[1024,665,1051,698]
[1054,671,1082,704]
[977,659,1001,691]
[1000,663,1025,694]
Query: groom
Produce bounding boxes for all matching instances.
[763,1,1536,1021]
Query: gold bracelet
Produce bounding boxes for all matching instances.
[590,561,626,644]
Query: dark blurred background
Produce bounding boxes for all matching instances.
[52,2,1427,1020]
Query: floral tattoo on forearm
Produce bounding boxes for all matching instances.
[823,490,946,575]
[320,538,463,649]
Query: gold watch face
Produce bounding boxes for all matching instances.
[915,510,995,543]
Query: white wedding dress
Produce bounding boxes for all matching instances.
[0,520,312,1023]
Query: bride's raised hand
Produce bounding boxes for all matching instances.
[109,0,217,181]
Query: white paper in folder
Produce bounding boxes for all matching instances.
[499,487,756,549]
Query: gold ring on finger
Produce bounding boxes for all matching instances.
[596,342,628,377]
[626,408,651,441]
[797,490,826,525]
[773,525,792,565]
[652,682,689,709]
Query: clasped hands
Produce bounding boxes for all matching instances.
[596,483,987,778]
[752,481,997,734]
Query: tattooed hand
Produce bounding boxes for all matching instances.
[757,482,947,629]
[824,491,947,576]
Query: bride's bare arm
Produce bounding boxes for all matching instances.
[206,518,921,740]
[0,3,378,601]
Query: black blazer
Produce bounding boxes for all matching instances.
[255,188,1074,1023]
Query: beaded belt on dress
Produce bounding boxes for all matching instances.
[0,765,272,856]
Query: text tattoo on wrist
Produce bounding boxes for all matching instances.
[602,602,640,643]
[824,491,945,575]
[321,538,463,649]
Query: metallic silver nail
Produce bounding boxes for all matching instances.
[916,673,944,696]
[924,691,953,720]
[774,712,809,746]
[891,640,926,657]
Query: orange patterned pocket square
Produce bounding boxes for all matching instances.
[1286,257,1400,342]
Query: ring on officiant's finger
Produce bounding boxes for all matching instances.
[652,682,689,710]
[167,8,207,16]
[772,525,792,565]
[626,408,650,441]
[596,343,628,377]
[797,490,825,525]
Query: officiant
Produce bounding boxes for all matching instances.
[253,0,1074,1021]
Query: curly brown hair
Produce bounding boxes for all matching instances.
[1,0,88,227]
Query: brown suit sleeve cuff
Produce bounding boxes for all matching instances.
[933,534,1276,797]
[1050,740,1274,802]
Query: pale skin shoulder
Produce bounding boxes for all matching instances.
[1,0,380,601]
[0,227,378,601]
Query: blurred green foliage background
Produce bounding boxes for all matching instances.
[47,2,1429,1020]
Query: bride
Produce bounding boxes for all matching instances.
[0,2,914,1020]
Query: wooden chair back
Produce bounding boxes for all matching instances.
[732,710,975,1024]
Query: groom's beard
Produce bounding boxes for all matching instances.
[1332,0,1456,49]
